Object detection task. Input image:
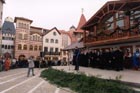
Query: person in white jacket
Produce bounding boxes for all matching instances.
[27,56,35,77]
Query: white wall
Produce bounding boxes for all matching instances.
[43,28,62,52]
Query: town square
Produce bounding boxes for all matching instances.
[0,0,140,93]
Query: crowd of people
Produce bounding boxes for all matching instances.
[0,56,63,72]
[0,47,140,72]
[73,47,140,71]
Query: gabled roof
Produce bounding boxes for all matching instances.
[82,0,140,30]
[43,27,61,36]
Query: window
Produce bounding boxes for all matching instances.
[8,45,10,49]
[55,39,58,43]
[24,34,28,40]
[2,45,4,48]
[39,46,42,51]
[53,32,56,36]
[23,45,27,50]
[34,45,38,51]
[33,35,35,41]
[116,19,124,27]
[44,47,48,52]
[35,35,37,41]
[18,44,22,50]
[55,48,58,52]
[51,39,54,43]
[30,36,33,40]
[18,33,22,39]
[5,45,7,49]
[29,45,33,50]
[45,39,49,43]
[11,45,14,49]
[50,47,53,52]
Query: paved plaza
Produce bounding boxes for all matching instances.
[0,66,140,93]
[0,68,72,93]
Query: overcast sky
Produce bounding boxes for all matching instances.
[3,0,113,31]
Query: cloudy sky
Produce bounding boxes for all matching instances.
[3,0,113,30]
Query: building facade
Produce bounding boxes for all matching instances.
[82,0,140,54]
[0,0,5,56]
[68,13,86,43]
[29,26,43,58]
[43,27,62,61]
[60,30,71,63]
[14,17,33,59]
[0,0,5,26]
[1,17,16,58]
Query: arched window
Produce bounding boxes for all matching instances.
[18,44,22,50]
[23,45,27,50]
[29,45,33,50]
[51,39,54,43]
[55,39,58,43]
[45,39,49,43]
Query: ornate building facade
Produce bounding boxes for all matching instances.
[82,0,140,54]
[14,17,43,59]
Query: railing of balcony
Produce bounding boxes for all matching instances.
[44,52,60,55]
[85,27,140,43]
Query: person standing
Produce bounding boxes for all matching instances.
[27,56,35,77]
[133,49,140,70]
[0,57,3,71]
[73,46,80,70]
[4,58,11,71]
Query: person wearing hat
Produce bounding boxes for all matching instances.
[27,56,35,77]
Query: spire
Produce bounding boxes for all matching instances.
[81,8,84,14]
[77,8,86,31]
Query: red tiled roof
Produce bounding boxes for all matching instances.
[76,14,86,32]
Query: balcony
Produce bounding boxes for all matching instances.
[85,29,140,47]
[44,52,60,55]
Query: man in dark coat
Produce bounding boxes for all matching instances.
[73,46,80,70]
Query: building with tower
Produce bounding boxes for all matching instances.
[14,17,43,59]
[1,17,16,58]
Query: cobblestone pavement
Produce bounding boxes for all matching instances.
[0,68,72,93]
